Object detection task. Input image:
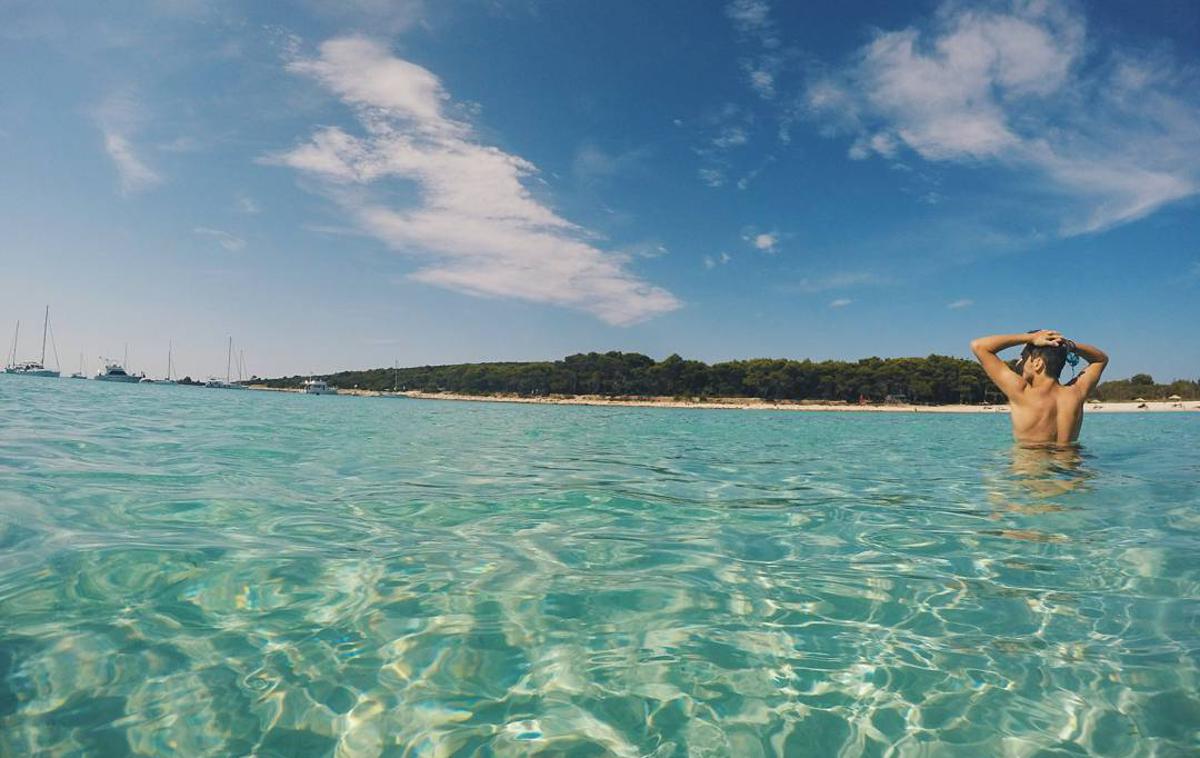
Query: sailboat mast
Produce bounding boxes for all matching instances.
[7,321,17,367]
[167,341,173,381]
[40,306,49,365]
[226,337,232,384]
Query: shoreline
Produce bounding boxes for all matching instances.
[388,390,1199,414]
[246,386,1199,413]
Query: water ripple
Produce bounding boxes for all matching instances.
[1,378,1198,755]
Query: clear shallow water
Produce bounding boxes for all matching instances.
[1,377,1198,757]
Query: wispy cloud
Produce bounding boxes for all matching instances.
[234,193,260,214]
[303,0,428,34]
[618,240,670,259]
[193,226,246,251]
[829,298,852,308]
[265,37,679,325]
[806,2,1200,235]
[725,0,782,100]
[571,142,648,184]
[947,298,973,310]
[703,252,732,269]
[94,92,162,194]
[784,271,887,294]
[693,102,756,188]
[698,167,725,188]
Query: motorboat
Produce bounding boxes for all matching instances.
[302,379,338,395]
[94,361,144,383]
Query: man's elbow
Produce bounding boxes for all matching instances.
[969,338,985,357]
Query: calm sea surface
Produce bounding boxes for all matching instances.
[1,376,1198,756]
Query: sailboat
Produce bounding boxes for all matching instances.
[4,306,61,377]
[206,337,248,389]
[69,353,87,379]
[141,342,177,384]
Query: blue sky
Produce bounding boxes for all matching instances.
[2,0,1198,380]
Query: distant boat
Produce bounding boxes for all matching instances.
[4,307,61,377]
[207,336,248,389]
[94,360,143,383]
[302,378,337,395]
[141,342,177,384]
[69,353,87,379]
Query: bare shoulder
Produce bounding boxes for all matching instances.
[1056,383,1086,409]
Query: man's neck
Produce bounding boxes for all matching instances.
[1028,374,1059,391]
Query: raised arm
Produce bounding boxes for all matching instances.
[969,331,1061,400]
[1065,339,1109,397]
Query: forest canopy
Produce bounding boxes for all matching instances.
[260,352,1200,403]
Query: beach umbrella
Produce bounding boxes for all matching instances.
[1168,394,1182,400]
[1134,397,1146,402]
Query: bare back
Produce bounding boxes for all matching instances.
[1008,383,1085,445]
[970,332,1108,447]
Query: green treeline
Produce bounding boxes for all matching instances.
[262,352,987,403]
[261,353,1200,403]
[1089,374,1200,402]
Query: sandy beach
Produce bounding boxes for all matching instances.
[375,390,1198,414]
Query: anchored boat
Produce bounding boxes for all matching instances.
[302,379,338,395]
[4,307,60,377]
[94,361,144,383]
[207,336,248,389]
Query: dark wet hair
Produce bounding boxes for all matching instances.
[1016,341,1068,379]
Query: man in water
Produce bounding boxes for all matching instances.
[970,330,1109,445]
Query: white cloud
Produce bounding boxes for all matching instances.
[807,2,1200,234]
[829,298,852,308]
[947,298,973,309]
[746,231,777,252]
[235,193,260,214]
[94,92,162,194]
[266,37,679,326]
[194,226,246,251]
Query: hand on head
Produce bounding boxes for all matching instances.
[1030,330,1064,347]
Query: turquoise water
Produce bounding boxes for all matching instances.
[1,377,1198,756]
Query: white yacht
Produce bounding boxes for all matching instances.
[4,307,61,378]
[302,379,338,395]
[94,361,144,383]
